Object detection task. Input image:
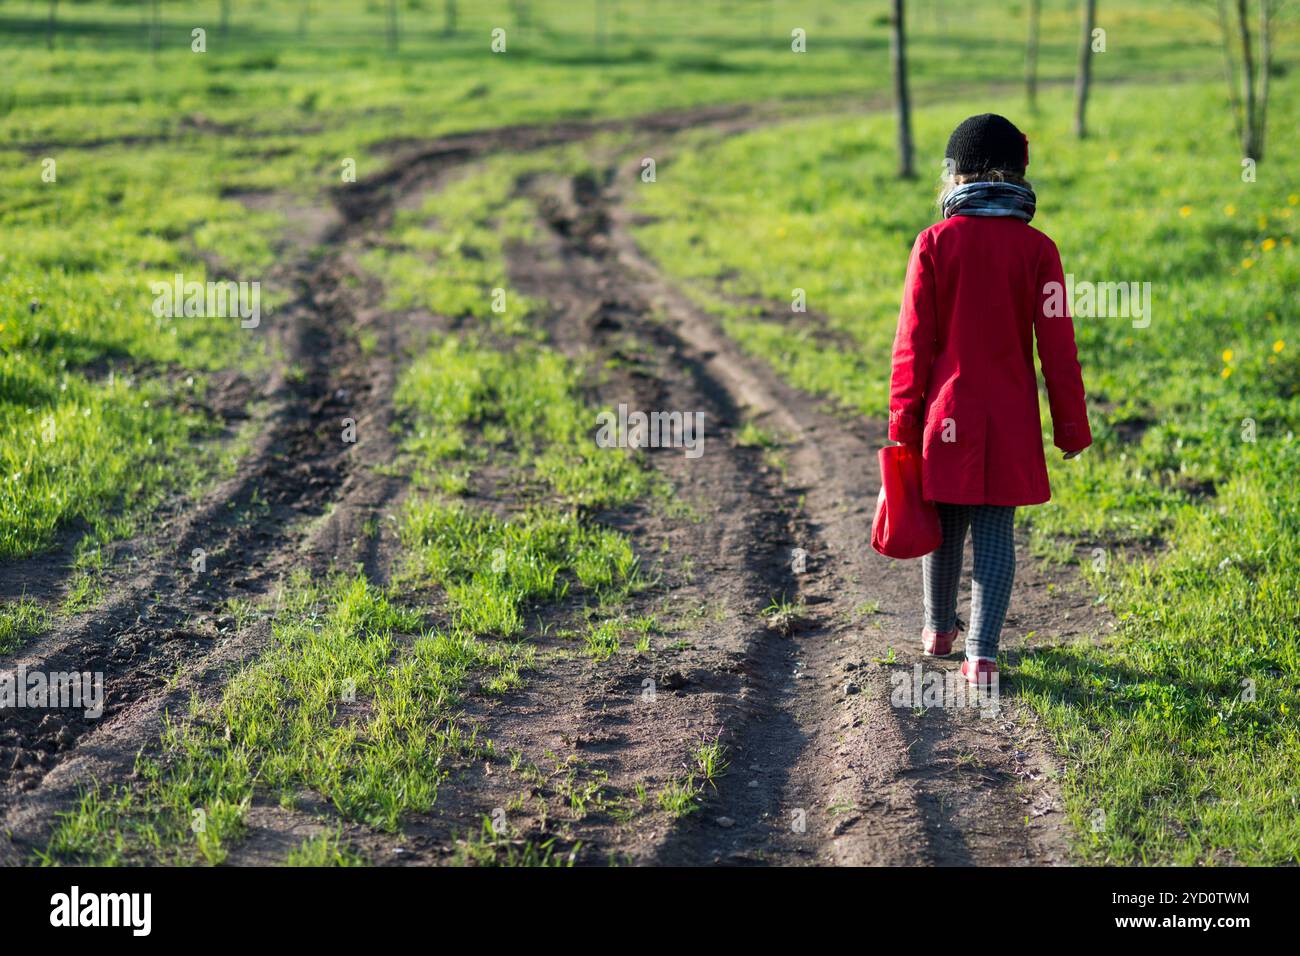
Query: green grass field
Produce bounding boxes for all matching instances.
[4,0,1298,867]
[1,0,1238,555]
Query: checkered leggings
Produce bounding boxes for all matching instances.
[922,503,1017,660]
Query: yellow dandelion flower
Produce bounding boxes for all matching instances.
[1107,150,1119,162]
[776,226,787,238]
[1258,215,1269,229]
[1274,340,1285,353]
[1242,258,1255,269]
[1179,205,1193,218]
[1285,237,1294,247]
[1290,194,1299,205]
[1221,367,1232,379]
[1224,204,1236,216]
[1222,349,1234,363]
[1262,238,1277,251]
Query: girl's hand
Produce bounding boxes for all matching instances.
[1063,449,1083,460]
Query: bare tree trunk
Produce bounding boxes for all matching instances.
[1215,0,1246,146]
[1213,0,1276,163]
[149,0,160,54]
[299,0,310,38]
[1026,0,1041,111]
[221,0,231,36]
[596,0,607,50]
[1235,0,1258,157]
[47,0,57,50]
[387,0,399,51]
[891,0,915,178]
[1257,0,1272,160]
[444,0,457,36]
[1074,0,1097,138]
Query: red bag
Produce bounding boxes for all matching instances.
[871,445,942,559]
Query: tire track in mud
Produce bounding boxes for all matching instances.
[609,161,1100,863]
[1,183,422,864]
[504,172,834,864]
[0,103,770,864]
[334,104,761,233]
[508,169,933,864]
[505,149,1096,863]
[0,237,397,862]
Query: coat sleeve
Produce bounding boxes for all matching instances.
[888,231,938,445]
[1033,238,1092,452]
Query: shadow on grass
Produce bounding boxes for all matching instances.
[1006,643,1283,741]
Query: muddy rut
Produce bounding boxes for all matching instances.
[504,156,1094,865]
[1,100,1107,866]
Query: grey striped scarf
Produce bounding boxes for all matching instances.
[942,181,1037,223]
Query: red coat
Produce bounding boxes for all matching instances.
[888,215,1091,506]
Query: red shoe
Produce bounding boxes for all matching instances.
[922,628,958,656]
[961,658,999,687]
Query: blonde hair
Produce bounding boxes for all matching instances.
[937,167,1033,210]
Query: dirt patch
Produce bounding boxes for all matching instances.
[333,103,761,235]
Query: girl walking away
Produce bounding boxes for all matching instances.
[888,113,1091,687]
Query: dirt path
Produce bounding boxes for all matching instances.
[2,97,1109,865]
[502,156,1104,864]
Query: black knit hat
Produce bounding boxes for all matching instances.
[945,114,1029,175]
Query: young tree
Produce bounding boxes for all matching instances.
[47,0,58,50]
[1026,0,1042,111]
[1215,0,1277,161]
[891,0,916,177]
[147,0,161,54]
[1257,0,1273,158]
[387,0,399,51]
[1074,0,1097,138]
[221,0,232,35]
[444,0,458,36]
